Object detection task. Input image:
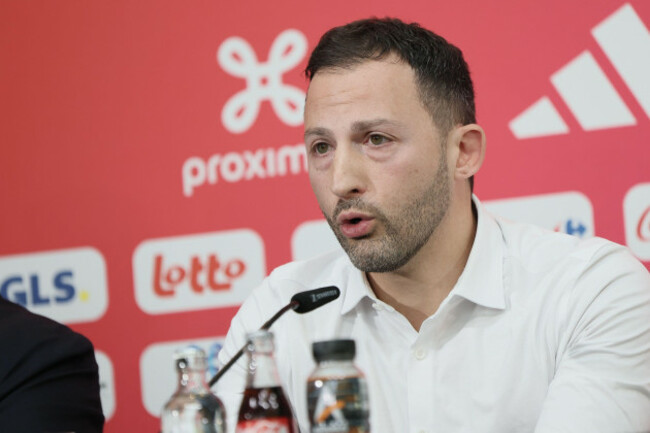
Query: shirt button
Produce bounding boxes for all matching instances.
[372,302,383,311]
[414,347,427,360]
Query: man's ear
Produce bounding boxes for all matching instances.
[450,124,486,181]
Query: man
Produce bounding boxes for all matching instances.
[216,18,650,432]
[0,296,104,432]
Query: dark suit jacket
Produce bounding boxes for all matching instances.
[0,296,104,432]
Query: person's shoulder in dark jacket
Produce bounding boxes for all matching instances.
[0,296,105,432]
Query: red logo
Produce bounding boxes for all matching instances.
[236,419,291,433]
[637,206,650,242]
[153,254,246,297]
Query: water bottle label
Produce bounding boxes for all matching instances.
[308,377,370,433]
[236,418,291,433]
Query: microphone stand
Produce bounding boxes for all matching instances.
[208,300,298,388]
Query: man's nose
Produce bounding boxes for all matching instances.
[330,144,367,199]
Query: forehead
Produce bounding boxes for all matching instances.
[303,58,426,127]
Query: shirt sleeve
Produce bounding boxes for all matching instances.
[534,245,650,432]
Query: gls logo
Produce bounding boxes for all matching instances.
[218,29,307,134]
[0,247,108,324]
[623,183,650,260]
[133,229,265,314]
[2,271,76,307]
[510,3,650,138]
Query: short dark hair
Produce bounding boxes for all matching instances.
[305,18,476,190]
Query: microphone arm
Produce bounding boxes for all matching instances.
[260,300,299,331]
[207,286,339,388]
[207,301,298,387]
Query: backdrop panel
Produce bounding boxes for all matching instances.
[1,1,649,431]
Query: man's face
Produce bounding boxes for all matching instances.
[304,58,451,272]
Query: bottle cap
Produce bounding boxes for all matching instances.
[173,345,207,371]
[312,339,356,362]
[246,329,275,353]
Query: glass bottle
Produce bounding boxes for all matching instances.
[307,339,370,433]
[236,330,298,432]
[161,345,226,433]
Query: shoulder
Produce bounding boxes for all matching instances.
[268,249,352,288]
[494,215,650,315]
[494,214,641,276]
[0,296,97,388]
[0,297,104,431]
[0,297,94,365]
[226,249,352,330]
[254,249,350,300]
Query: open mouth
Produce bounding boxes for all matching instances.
[337,213,374,238]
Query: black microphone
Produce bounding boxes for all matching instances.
[291,286,340,314]
[208,286,340,387]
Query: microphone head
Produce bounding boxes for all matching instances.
[291,286,340,314]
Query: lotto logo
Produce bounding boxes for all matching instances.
[140,337,224,417]
[218,29,307,134]
[154,253,246,296]
[510,3,650,138]
[623,183,650,261]
[133,229,266,314]
[0,247,108,324]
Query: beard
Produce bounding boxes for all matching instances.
[323,156,451,273]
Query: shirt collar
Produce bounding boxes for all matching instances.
[340,261,377,315]
[339,195,506,315]
[450,195,506,310]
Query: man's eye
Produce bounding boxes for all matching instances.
[314,142,330,154]
[368,134,388,145]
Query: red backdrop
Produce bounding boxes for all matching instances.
[1,1,649,431]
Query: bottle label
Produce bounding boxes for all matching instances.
[236,418,291,433]
[307,377,370,433]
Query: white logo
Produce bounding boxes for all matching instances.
[312,382,348,427]
[182,143,307,197]
[140,337,225,417]
[0,247,108,324]
[510,3,650,139]
[218,29,307,134]
[95,350,116,421]
[623,183,650,261]
[133,229,266,314]
[485,192,595,237]
[291,192,595,260]
[292,220,342,261]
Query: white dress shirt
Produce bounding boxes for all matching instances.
[215,197,650,433]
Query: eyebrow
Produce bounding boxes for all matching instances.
[351,118,403,134]
[304,127,332,141]
[304,118,404,140]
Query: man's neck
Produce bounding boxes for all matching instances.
[366,198,477,332]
